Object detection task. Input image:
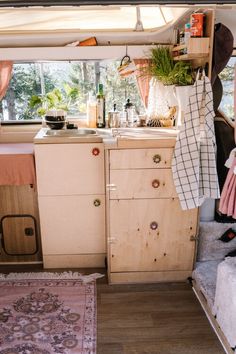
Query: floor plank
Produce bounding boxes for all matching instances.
[0,265,225,354]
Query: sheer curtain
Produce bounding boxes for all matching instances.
[133,59,151,109]
[0,61,13,100]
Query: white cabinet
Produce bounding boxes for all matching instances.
[34,142,105,268]
[35,143,104,196]
[107,147,198,284]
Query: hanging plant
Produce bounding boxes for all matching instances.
[144,45,194,86]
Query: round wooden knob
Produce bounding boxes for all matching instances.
[92,147,100,156]
[93,199,101,207]
[150,221,158,230]
[153,154,161,164]
[152,179,160,189]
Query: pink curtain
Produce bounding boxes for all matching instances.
[133,59,151,109]
[0,61,13,100]
[234,64,236,144]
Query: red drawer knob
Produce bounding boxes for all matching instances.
[152,179,160,189]
[153,154,161,164]
[92,147,100,156]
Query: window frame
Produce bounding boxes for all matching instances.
[0,45,148,126]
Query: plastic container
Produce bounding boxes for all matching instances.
[86,92,97,128]
[184,23,191,46]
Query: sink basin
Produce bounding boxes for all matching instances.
[45,129,97,137]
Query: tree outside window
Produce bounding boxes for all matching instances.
[0,61,144,122]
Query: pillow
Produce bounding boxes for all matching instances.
[197,222,236,261]
[225,249,236,257]
[219,228,236,242]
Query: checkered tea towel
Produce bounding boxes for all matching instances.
[172,74,220,210]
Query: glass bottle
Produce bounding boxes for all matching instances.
[124,98,135,127]
[96,84,105,128]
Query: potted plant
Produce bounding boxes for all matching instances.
[144,46,194,127]
[29,84,80,129]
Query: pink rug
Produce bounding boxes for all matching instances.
[0,272,101,354]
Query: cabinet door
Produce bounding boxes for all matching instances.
[38,195,105,255]
[110,169,177,199]
[109,199,197,272]
[35,143,104,196]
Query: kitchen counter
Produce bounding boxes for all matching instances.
[34,127,178,148]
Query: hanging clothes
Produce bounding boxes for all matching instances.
[172,71,220,210]
[219,148,236,218]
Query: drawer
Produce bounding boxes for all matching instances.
[109,169,177,199]
[110,148,173,169]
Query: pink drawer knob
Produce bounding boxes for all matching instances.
[150,221,158,230]
[152,179,160,189]
[153,154,161,164]
[92,147,100,156]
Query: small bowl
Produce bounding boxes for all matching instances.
[45,112,66,130]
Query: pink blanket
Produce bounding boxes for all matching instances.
[0,143,36,186]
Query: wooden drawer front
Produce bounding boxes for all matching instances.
[109,169,177,199]
[109,199,197,272]
[110,148,173,169]
[35,143,104,196]
[38,195,105,255]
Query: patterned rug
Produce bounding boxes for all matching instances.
[0,272,102,354]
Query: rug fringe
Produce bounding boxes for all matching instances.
[0,271,104,283]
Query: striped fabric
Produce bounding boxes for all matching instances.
[172,74,220,210]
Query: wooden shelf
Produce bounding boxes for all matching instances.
[173,53,208,61]
[172,37,210,61]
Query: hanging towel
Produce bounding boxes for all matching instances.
[172,73,220,210]
[219,154,236,218]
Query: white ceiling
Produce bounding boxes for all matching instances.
[0,6,235,47]
[0,6,189,46]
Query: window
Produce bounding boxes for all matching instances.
[1,60,144,122]
[219,56,236,120]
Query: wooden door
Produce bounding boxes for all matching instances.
[109,199,197,272]
[1,215,38,255]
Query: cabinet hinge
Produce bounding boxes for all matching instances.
[106,184,117,191]
[107,237,116,244]
[190,235,199,242]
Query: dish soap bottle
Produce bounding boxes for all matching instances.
[96,84,105,128]
[87,92,97,128]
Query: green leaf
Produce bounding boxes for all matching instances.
[29,95,43,108]
[37,107,46,116]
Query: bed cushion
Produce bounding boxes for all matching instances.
[197,222,236,261]
[192,260,221,312]
[213,258,236,348]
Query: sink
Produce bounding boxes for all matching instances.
[44,129,97,137]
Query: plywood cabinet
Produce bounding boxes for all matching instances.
[107,147,198,284]
[34,142,105,268]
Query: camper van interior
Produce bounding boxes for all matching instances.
[0,1,236,353]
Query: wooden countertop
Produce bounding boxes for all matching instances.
[34,127,178,148]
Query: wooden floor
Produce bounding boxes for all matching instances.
[0,265,225,354]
